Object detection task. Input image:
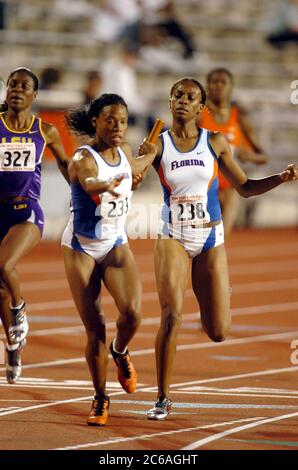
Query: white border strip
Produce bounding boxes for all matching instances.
[181,410,298,450]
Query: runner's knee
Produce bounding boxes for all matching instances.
[0,261,14,282]
[0,284,9,301]
[207,323,230,342]
[85,315,106,345]
[118,303,141,330]
[161,307,182,335]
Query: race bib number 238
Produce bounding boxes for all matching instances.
[170,195,207,226]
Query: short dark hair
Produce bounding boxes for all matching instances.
[7,67,39,91]
[0,67,39,111]
[206,68,234,84]
[170,77,207,105]
[66,93,128,137]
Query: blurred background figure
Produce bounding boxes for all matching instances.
[120,0,196,58]
[266,0,298,49]
[140,0,195,59]
[91,0,197,72]
[0,0,6,29]
[0,0,296,237]
[199,68,268,236]
[0,75,5,103]
[91,0,141,44]
[100,44,155,134]
[40,67,63,91]
[82,70,102,105]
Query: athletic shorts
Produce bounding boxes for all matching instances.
[160,220,225,258]
[0,198,44,240]
[61,216,128,264]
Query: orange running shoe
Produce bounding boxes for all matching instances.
[87,395,110,426]
[110,341,137,393]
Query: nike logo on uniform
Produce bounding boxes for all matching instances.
[196,151,204,155]
[38,220,44,224]
[28,130,39,134]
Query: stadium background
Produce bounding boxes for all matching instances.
[1,0,298,453]
[0,0,297,238]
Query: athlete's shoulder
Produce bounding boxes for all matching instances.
[73,146,94,161]
[40,120,60,142]
[231,101,247,116]
[208,131,229,150]
[120,141,133,158]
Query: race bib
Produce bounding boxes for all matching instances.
[170,194,207,226]
[0,142,36,172]
[97,192,131,226]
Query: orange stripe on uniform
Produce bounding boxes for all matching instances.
[208,159,218,190]
[91,195,101,205]
[158,165,172,193]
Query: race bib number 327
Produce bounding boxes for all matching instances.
[0,143,36,172]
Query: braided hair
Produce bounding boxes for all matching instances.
[66,93,128,137]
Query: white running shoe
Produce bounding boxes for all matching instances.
[147,397,172,420]
[6,339,27,384]
[8,301,29,344]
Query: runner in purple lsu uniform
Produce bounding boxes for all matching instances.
[0,68,69,383]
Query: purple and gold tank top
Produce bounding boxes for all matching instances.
[0,113,46,200]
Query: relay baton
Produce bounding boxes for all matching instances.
[147,118,164,143]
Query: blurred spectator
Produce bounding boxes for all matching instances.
[100,45,154,132]
[40,67,62,90]
[52,0,95,19]
[266,0,298,49]
[0,1,5,29]
[119,0,195,59]
[82,71,102,105]
[92,0,195,61]
[92,0,141,43]
[142,0,195,59]
[0,75,5,103]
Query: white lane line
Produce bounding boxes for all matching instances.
[17,241,298,274]
[226,243,298,258]
[0,368,295,423]
[0,399,70,402]
[172,391,298,400]
[22,296,298,313]
[1,300,297,339]
[0,356,85,371]
[0,390,127,418]
[19,276,298,293]
[0,395,92,417]
[1,381,298,400]
[166,366,298,389]
[231,301,298,316]
[232,279,298,293]
[16,258,298,285]
[1,330,298,372]
[181,410,298,450]
[0,407,19,412]
[230,260,298,275]
[176,385,298,395]
[53,417,263,451]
